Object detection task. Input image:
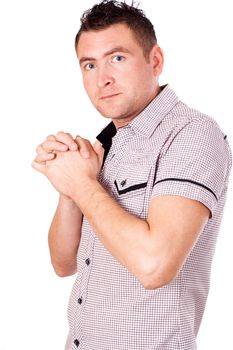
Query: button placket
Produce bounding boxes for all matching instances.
[73,225,95,347]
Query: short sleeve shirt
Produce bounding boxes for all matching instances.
[66,85,232,350]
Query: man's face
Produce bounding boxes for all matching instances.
[76,23,163,127]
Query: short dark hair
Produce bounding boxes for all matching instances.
[75,0,157,62]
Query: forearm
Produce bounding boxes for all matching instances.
[73,179,153,283]
[48,194,83,277]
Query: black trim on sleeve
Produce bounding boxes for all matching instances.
[154,178,218,200]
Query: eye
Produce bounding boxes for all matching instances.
[112,55,125,63]
[84,63,96,71]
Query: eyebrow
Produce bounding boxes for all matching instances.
[79,46,131,65]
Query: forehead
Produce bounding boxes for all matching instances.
[76,23,141,57]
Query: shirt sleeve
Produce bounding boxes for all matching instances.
[152,117,231,217]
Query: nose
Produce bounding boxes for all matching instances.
[97,64,115,88]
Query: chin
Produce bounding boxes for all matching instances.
[97,107,119,120]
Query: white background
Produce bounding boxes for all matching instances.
[0,0,232,349]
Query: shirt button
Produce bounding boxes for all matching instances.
[78,297,83,305]
[85,258,90,266]
[74,339,80,347]
[121,179,127,187]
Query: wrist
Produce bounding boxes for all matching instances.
[59,193,73,201]
[71,178,100,207]
[59,193,76,208]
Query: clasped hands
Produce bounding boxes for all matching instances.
[31,132,104,201]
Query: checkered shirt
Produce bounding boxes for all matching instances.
[65,85,232,350]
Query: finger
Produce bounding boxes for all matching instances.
[42,140,68,152]
[93,140,104,162]
[56,131,78,151]
[36,144,46,155]
[47,135,56,141]
[34,152,55,163]
[31,160,46,174]
[36,135,57,154]
[75,136,93,159]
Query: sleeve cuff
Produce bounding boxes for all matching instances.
[152,179,218,218]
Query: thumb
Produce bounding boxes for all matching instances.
[93,140,104,161]
[31,160,46,175]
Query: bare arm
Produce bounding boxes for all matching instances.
[33,138,210,288]
[33,132,91,277]
[73,179,209,289]
[48,194,83,277]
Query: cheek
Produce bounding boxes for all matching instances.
[126,65,151,86]
[83,78,95,99]
[138,68,156,92]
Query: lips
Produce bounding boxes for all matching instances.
[100,93,121,100]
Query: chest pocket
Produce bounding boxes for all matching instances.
[113,160,153,217]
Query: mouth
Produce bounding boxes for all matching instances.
[99,93,121,100]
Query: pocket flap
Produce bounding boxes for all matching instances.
[114,179,147,195]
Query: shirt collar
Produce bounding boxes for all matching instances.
[96,84,179,148]
[96,120,117,149]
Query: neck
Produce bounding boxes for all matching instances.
[113,85,161,129]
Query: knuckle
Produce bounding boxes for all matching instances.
[42,153,50,160]
[82,138,90,146]
[34,155,42,163]
[41,141,50,151]
[56,131,65,138]
[36,155,42,162]
[76,136,85,143]
[47,134,56,141]
[56,131,74,144]
[66,132,73,139]
[36,144,43,154]
[67,135,75,144]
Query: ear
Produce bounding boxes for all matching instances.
[150,45,164,77]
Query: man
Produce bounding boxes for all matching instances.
[32,1,232,349]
